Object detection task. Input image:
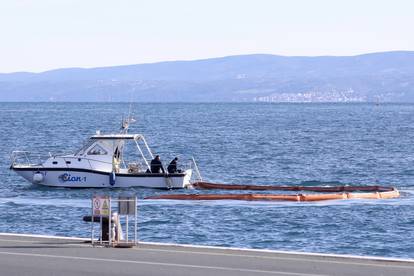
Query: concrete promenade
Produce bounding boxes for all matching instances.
[0,233,413,276]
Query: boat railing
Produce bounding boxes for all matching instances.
[10,151,113,170]
[10,151,50,167]
[173,159,194,174]
[169,158,201,176]
[190,157,203,182]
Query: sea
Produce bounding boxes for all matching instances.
[1,102,414,258]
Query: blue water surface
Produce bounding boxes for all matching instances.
[1,102,414,258]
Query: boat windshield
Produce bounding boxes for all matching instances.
[75,139,95,156]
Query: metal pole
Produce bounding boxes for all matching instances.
[111,140,116,175]
[100,215,102,245]
[192,157,203,182]
[108,197,112,247]
[126,215,129,243]
[91,196,94,245]
[134,197,137,245]
[134,140,150,170]
[141,136,154,159]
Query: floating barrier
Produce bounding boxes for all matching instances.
[145,182,400,202]
[192,181,397,192]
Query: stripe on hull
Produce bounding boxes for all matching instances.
[12,167,191,188]
[12,167,186,177]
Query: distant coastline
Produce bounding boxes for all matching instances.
[1,51,413,103]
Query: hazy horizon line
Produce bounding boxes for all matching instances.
[2,49,412,75]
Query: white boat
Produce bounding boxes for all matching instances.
[10,119,200,189]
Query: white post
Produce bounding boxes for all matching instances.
[108,198,112,247]
[91,196,94,245]
[126,215,129,243]
[134,197,137,245]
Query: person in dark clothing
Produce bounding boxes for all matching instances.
[150,155,165,173]
[167,157,178,173]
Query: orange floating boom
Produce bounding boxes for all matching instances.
[146,190,399,201]
[191,181,396,192]
[146,182,400,202]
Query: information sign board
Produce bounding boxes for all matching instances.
[93,196,110,216]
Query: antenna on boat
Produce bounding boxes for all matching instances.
[120,96,136,134]
[120,116,134,134]
[127,94,133,120]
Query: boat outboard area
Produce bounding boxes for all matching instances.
[10,119,195,189]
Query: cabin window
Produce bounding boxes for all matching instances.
[52,161,58,165]
[66,161,71,164]
[87,144,108,155]
[75,139,95,156]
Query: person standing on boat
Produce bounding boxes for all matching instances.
[151,155,165,173]
[167,157,178,173]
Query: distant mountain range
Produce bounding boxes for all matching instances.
[1,51,414,102]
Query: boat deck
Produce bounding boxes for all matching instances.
[0,233,413,276]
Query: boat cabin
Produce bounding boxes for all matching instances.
[40,133,155,174]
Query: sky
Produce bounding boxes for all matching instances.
[0,0,413,73]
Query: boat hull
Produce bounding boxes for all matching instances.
[12,167,192,189]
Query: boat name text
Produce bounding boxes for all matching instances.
[59,173,87,183]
